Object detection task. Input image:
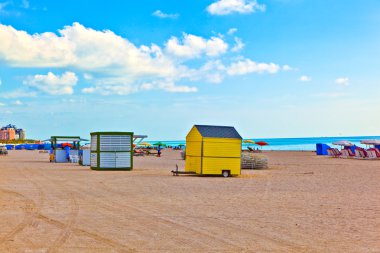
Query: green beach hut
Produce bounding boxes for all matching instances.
[90,132,134,170]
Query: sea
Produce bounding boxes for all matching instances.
[147,136,380,151]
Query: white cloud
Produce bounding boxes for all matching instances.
[227,59,280,75]
[0,22,287,95]
[0,102,5,106]
[83,73,93,80]
[231,37,244,52]
[0,110,12,114]
[82,80,197,95]
[0,89,37,99]
[299,75,311,82]
[13,100,23,105]
[197,60,226,83]
[0,23,206,94]
[82,85,137,95]
[227,28,238,35]
[0,79,2,85]
[335,77,349,86]
[191,59,281,83]
[156,81,198,93]
[152,10,179,19]
[165,33,228,59]
[207,0,266,15]
[23,71,78,95]
[315,92,347,98]
[0,22,176,76]
[282,65,294,71]
[81,87,96,94]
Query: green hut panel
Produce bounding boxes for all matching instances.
[90,132,133,170]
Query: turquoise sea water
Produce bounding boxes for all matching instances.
[146,136,380,151]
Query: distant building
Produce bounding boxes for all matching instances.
[0,124,26,141]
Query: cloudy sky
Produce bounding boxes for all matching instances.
[0,0,379,140]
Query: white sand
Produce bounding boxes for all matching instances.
[0,150,379,252]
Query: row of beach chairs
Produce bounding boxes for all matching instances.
[327,147,380,159]
[133,149,159,156]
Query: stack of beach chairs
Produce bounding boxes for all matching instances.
[327,147,380,160]
[241,153,268,169]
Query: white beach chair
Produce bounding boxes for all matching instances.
[327,149,336,157]
[340,149,350,158]
[354,149,368,159]
[69,155,79,163]
[354,149,362,158]
[366,150,377,159]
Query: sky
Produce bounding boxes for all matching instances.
[0,0,379,140]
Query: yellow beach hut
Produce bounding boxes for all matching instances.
[185,125,242,177]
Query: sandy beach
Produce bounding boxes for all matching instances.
[0,150,379,252]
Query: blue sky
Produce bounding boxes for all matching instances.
[0,0,379,140]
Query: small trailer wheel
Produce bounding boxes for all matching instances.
[222,170,230,178]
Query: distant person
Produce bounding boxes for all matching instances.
[64,145,71,161]
[157,145,161,157]
[49,146,55,162]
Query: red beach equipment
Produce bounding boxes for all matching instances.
[61,142,73,148]
[255,141,268,146]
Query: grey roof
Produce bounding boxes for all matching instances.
[194,125,242,139]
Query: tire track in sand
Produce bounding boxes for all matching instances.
[27,168,134,252]
[23,168,81,253]
[0,166,46,246]
[97,178,309,252]
[0,189,38,244]
[93,181,246,251]
[36,213,133,253]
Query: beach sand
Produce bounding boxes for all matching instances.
[0,150,379,252]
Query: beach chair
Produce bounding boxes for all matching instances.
[354,147,368,159]
[375,148,380,158]
[367,149,376,159]
[333,148,343,157]
[69,155,79,163]
[367,148,380,159]
[327,148,336,157]
[346,148,355,157]
[133,149,145,156]
[340,149,350,158]
[327,148,341,158]
[145,149,158,156]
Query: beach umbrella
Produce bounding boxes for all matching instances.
[332,140,353,147]
[360,140,380,146]
[243,139,255,149]
[255,141,268,146]
[254,141,268,150]
[153,142,167,147]
[139,142,152,146]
